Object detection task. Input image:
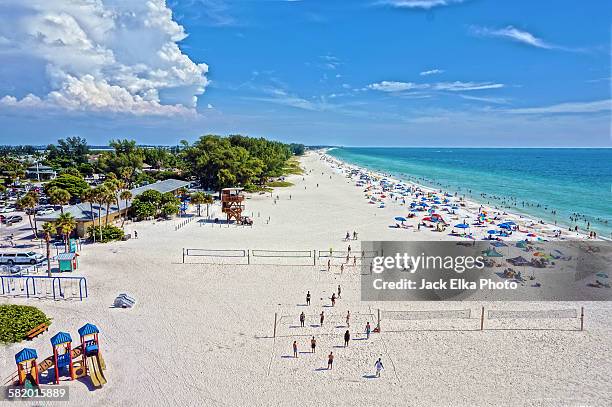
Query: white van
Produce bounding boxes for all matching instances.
[0,252,45,265]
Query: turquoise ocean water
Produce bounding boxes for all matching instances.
[328,148,612,239]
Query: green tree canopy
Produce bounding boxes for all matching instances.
[45,174,89,198]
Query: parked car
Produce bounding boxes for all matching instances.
[0,215,23,224]
[0,206,15,213]
[0,252,45,265]
[36,207,55,216]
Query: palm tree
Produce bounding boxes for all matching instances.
[190,192,205,217]
[56,213,76,253]
[203,193,214,218]
[49,188,71,214]
[119,190,132,228]
[93,185,108,241]
[80,187,97,242]
[16,192,38,238]
[102,179,120,226]
[41,222,56,276]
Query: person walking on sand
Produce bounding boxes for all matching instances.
[340,263,344,274]
[365,322,371,339]
[337,285,342,299]
[311,336,316,353]
[293,341,298,358]
[331,293,336,307]
[320,311,325,326]
[327,352,334,370]
[345,231,350,241]
[348,244,352,255]
[344,330,350,347]
[306,291,311,306]
[353,256,357,267]
[300,312,305,327]
[353,231,358,240]
[346,311,351,328]
[327,259,331,272]
[375,358,384,377]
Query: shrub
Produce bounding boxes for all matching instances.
[267,181,294,187]
[0,305,51,343]
[87,224,124,242]
[130,199,156,220]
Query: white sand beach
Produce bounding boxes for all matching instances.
[2,151,611,407]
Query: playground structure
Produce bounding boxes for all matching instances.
[9,323,106,389]
[0,275,88,300]
[220,187,245,223]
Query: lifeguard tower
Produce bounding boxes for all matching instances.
[50,332,75,384]
[220,188,244,223]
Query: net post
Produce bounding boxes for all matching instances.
[580,307,584,331]
[247,250,250,265]
[313,250,316,266]
[377,309,381,332]
[273,312,277,338]
[182,248,185,264]
[480,306,485,331]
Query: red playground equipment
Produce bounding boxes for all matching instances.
[10,323,105,389]
[50,332,75,384]
[15,348,39,388]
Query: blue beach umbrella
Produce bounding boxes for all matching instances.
[455,224,469,229]
[395,217,407,222]
[487,230,497,235]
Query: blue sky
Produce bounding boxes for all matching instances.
[0,0,610,146]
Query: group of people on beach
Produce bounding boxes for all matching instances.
[292,286,381,375]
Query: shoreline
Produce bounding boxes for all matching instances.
[319,149,598,242]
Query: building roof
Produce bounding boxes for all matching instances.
[15,348,37,363]
[36,178,188,222]
[50,331,73,346]
[130,179,188,196]
[55,253,77,261]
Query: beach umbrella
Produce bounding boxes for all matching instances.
[483,249,503,257]
[498,223,512,230]
[454,224,469,229]
[394,217,407,222]
[487,230,498,235]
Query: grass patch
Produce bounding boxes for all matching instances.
[267,181,294,188]
[0,305,51,343]
[283,158,303,175]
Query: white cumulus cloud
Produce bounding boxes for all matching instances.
[0,0,208,116]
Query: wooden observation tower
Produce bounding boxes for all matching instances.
[221,188,245,223]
